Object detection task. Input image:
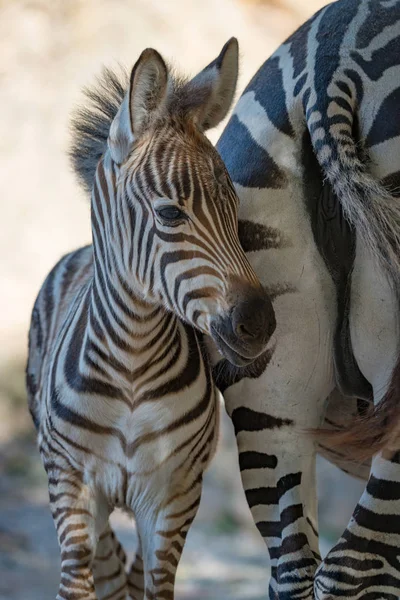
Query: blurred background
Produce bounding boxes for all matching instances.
[0,0,366,598]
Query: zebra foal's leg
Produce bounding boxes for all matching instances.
[127,538,144,600]
[93,523,128,600]
[44,456,109,600]
[132,475,203,600]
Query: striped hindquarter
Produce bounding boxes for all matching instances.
[27,40,276,600]
[213,0,400,598]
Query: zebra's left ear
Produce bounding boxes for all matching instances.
[188,38,239,131]
[108,49,168,163]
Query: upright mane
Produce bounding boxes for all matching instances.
[69,67,129,194]
[69,49,237,196]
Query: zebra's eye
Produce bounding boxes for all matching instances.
[156,206,185,222]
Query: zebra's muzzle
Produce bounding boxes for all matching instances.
[210,290,276,366]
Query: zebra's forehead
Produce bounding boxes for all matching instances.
[124,119,233,203]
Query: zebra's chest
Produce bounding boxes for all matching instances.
[49,385,192,457]
[45,380,216,507]
[79,426,188,508]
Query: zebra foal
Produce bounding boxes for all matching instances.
[26,40,276,600]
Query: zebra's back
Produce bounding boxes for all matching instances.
[26,245,93,428]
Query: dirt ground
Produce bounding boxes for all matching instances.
[0,0,366,597]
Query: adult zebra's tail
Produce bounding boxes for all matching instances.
[307,90,400,460]
[313,361,400,461]
[309,101,400,283]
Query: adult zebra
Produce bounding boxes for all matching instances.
[26,41,275,600]
[212,0,400,598]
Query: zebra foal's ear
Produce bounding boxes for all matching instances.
[108,49,168,163]
[188,37,239,131]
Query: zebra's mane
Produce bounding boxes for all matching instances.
[70,67,129,194]
[69,65,212,195]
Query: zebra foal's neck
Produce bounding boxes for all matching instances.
[79,155,181,392]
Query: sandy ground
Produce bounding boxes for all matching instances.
[0,0,367,597]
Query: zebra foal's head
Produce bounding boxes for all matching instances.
[71,39,275,366]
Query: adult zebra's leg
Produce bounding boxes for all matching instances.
[315,238,400,598]
[93,524,128,600]
[229,396,321,599]
[213,278,335,599]
[315,451,400,599]
[217,365,332,599]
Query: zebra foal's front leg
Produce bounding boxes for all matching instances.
[93,524,129,600]
[44,457,110,600]
[131,472,203,600]
[127,538,144,600]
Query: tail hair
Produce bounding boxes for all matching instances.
[312,357,400,461]
[309,94,400,288]
[308,103,400,460]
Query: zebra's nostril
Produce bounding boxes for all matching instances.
[236,322,256,339]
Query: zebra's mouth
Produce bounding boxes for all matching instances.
[210,325,257,367]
